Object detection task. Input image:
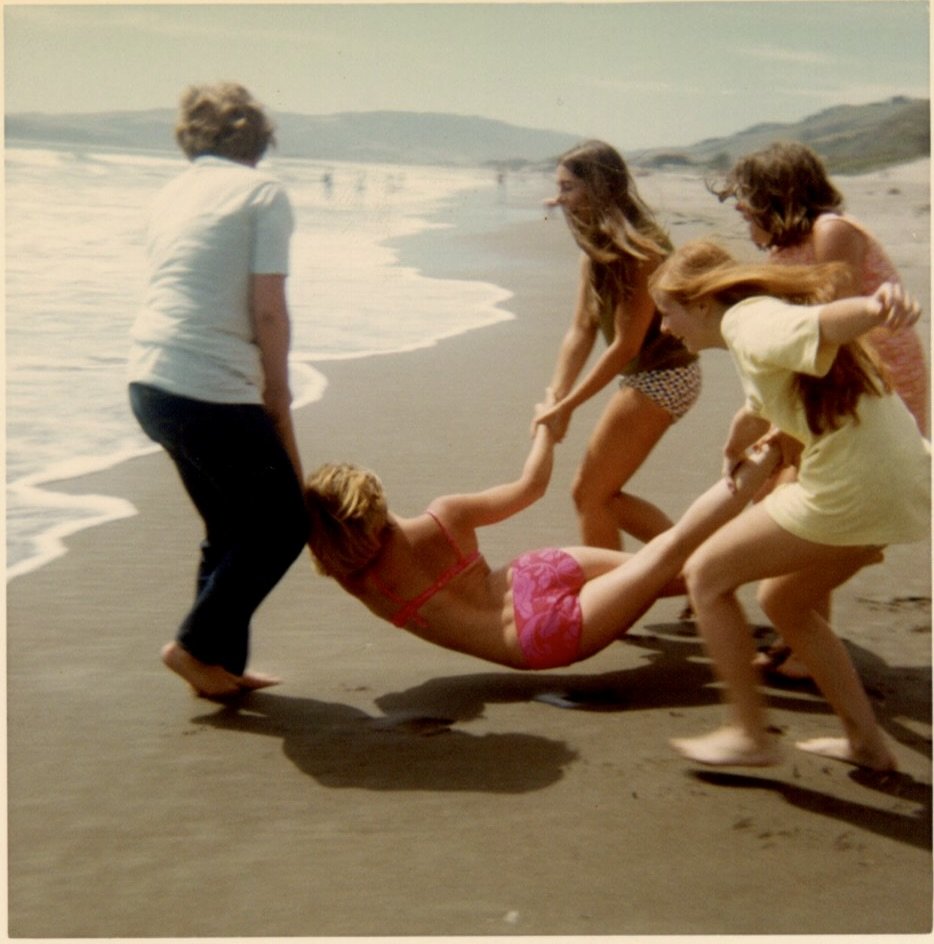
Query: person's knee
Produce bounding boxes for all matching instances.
[683,550,733,609]
[570,475,589,514]
[571,473,614,517]
[281,495,311,556]
[756,582,777,622]
[250,485,309,556]
[682,556,705,603]
[756,580,797,627]
[251,513,307,581]
[281,515,309,560]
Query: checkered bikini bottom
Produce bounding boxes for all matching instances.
[620,361,702,421]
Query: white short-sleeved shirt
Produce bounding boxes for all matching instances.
[723,296,931,546]
[128,155,294,404]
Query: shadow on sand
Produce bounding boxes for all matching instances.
[693,768,931,851]
[192,691,578,794]
[192,622,930,842]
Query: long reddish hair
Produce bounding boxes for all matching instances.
[650,240,890,434]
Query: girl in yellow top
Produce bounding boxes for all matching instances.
[649,240,930,771]
[712,141,929,682]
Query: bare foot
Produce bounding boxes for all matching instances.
[161,642,277,699]
[670,726,781,767]
[795,736,897,771]
[236,671,281,691]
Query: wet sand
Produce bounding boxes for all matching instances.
[6,160,931,936]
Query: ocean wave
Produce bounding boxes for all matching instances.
[6,444,157,581]
[6,146,517,581]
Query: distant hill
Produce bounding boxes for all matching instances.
[631,96,930,174]
[5,96,929,173]
[4,108,582,168]
[274,111,584,167]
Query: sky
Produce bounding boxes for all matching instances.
[3,1,930,151]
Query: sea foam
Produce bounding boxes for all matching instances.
[6,146,520,580]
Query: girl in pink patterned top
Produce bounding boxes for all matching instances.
[711,141,929,682]
[713,141,927,433]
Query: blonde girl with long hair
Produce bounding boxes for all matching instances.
[535,141,701,550]
[649,240,929,770]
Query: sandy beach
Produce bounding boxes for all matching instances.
[6,160,932,936]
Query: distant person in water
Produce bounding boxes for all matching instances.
[534,141,701,551]
[649,239,929,771]
[304,405,781,672]
[128,82,308,699]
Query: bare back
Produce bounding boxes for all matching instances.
[345,510,522,666]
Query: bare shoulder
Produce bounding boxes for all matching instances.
[426,494,485,539]
[812,213,865,244]
[811,214,866,265]
[425,495,463,526]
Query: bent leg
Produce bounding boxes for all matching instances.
[670,505,795,765]
[575,443,781,660]
[130,384,307,678]
[676,507,893,769]
[758,553,895,770]
[572,387,673,549]
[173,406,307,674]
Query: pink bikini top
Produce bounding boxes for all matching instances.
[369,511,482,629]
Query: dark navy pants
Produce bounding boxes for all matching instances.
[129,383,308,675]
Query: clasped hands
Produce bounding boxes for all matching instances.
[531,387,572,442]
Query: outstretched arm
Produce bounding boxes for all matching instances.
[432,415,556,531]
[549,255,598,400]
[531,255,598,440]
[818,281,920,344]
[536,259,656,441]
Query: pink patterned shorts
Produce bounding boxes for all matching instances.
[511,548,586,669]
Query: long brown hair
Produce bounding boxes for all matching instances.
[708,141,844,249]
[558,140,671,310]
[650,240,889,434]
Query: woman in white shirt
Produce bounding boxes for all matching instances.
[128,83,307,699]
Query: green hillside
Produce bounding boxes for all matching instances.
[633,96,929,175]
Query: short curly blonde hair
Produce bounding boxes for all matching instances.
[174,82,276,163]
[304,463,390,578]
